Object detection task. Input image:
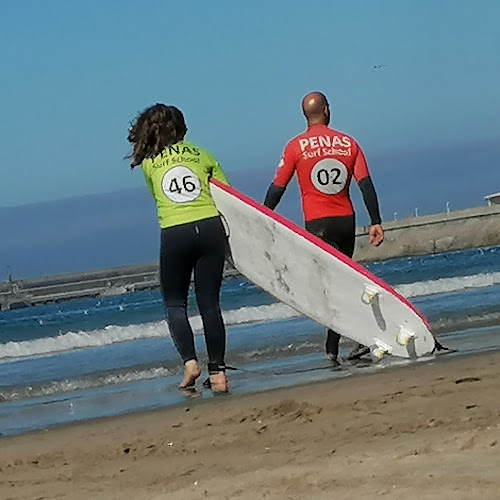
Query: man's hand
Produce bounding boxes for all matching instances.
[369,224,384,247]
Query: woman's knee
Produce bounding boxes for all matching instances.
[196,290,220,309]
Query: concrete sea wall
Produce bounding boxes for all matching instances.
[354,204,500,262]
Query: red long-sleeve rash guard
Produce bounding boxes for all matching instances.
[272,124,370,222]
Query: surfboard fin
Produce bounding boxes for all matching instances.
[371,339,393,359]
[396,327,415,346]
[361,284,380,304]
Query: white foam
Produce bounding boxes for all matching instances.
[0,303,298,361]
[1,271,499,362]
[395,271,500,298]
[0,366,174,402]
[0,321,170,360]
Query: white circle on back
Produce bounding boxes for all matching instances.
[310,159,348,194]
[161,166,201,203]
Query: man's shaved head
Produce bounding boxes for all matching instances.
[301,92,330,125]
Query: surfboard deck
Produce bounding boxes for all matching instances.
[210,179,436,359]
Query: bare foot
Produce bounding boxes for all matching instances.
[179,360,201,388]
[209,371,228,393]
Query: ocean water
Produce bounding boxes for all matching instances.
[1,246,500,436]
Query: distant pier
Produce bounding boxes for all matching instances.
[0,263,239,311]
[1,204,499,311]
[0,263,157,311]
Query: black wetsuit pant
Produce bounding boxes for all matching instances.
[305,215,360,359]
[160,216,226,373]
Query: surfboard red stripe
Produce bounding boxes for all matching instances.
[211,179,431,330]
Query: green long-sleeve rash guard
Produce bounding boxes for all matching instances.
[141,141,229,228]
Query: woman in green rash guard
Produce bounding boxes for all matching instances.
[127,103,229,393]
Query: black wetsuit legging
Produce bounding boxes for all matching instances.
[160,216,226,374]
[305,215,359,358]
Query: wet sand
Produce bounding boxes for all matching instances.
[1,351,499,499]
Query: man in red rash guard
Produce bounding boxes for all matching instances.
[264,91,384,365]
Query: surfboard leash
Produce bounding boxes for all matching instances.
[201,363,343,388]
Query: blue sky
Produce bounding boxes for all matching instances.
[1,0,500,208]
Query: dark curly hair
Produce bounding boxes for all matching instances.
[127,103,188,168]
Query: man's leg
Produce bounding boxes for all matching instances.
[305,218,344,364]
[336,233,371,361]
[345,343,371,360]
[325,329,341,363]
[305,216,370,363]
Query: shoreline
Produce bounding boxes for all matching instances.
[1,321,499,439]
[0,347,491,438]
[2,350,499,499]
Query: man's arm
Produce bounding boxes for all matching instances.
[353,145,384,247]
[263,183,286,210]
[358,176,384,247]
[263,144,296,210]
[358,176,381,226]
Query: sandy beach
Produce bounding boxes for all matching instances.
[1,351,499,500]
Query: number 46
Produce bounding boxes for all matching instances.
[169,176,196,193]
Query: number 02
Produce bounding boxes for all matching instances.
[316,168,342,186]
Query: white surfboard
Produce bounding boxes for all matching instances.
[210,179,436,359]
